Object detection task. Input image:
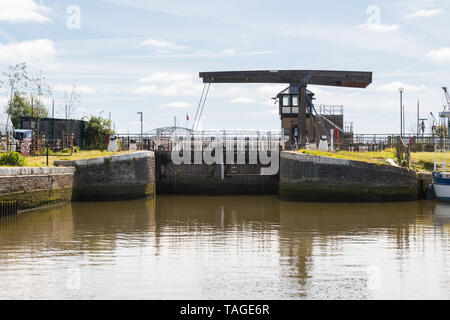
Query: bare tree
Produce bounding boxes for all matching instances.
[64,83,81,119]
[1,63,30,105]
[30,70,52,116]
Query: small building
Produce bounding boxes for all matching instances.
[19,117,86,148]
[276,84,353,148]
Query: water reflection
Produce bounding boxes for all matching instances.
[0,196,448,299]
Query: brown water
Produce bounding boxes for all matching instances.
[0,196,449,299]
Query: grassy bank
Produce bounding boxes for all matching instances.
[298,149,445,172]
[298,149,397,165]
[24,150,131,167]
[410,152,447,172]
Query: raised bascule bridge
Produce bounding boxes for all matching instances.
[119,69,372,152]
[197,69,372,149]
[119,69,377,196]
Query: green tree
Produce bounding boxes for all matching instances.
[435,124,448,138]
[2,63,52,127]
[6,92,49,128]
[84,115,114,150]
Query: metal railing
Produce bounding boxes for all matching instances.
[343,122,353,133]
[116,130,283,152]
[314,104,344,116]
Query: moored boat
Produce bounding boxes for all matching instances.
[432,110,450,201]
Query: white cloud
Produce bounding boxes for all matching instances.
[140,38,187,50]
[0,39,57,63]
[53,85,96,95]
[263,107,279,116]
[159,101,192,108]
[138,72,193,83]
[404,9,443,18]
[371,81,427,93]
[426,47,450,62]
[0,0,52,23]
[116,49,275,59]
[231,97,255,104]
[256,84,286,96]
[134,85,158,95]
[249,22,425,59]
[0,96,7,107]
[135,72,202,96]
[356,23,399,32]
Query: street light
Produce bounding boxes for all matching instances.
[137,112,143,150]
[399,87,404,137]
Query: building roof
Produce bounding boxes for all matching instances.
[19,116,86,122]
[276,84,315,96]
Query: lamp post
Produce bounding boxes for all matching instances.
[399,87,404,137]
[137,112,143,150]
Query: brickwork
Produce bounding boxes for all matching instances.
[0,167,74,210]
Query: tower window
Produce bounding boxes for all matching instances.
[292,95,299,106]
[282,95,290,106]
[282,107,291,114]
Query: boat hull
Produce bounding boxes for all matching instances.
[434,183,450,201]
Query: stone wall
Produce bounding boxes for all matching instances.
[279,152,418,202]
[55,151,155,201]
[0,167,74,211]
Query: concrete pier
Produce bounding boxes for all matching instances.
[279,152,418,202]
[55,151,155,201]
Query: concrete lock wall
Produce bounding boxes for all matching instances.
[279,152,418,202]
[0,167,74,211]
[55,151,156,201]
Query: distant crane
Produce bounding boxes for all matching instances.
[443,87,450,138]
[443,86,450,110]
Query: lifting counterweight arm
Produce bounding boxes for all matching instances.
[199,70,372,88]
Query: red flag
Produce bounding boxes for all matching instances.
[186,113,189,121]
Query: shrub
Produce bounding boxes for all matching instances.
[0,151,25,167]
[84,115,114,150]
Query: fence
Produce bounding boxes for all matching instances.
[114,129,447,154]
[314,104,344,116]
[115,130,283,152]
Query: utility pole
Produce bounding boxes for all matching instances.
[417,100,419,137]
[399,87,404,137]
[403,104,405,135]
[137,112,143,150]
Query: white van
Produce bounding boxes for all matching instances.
[0,113,17,153]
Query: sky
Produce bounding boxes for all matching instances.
[0,0,449,134]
